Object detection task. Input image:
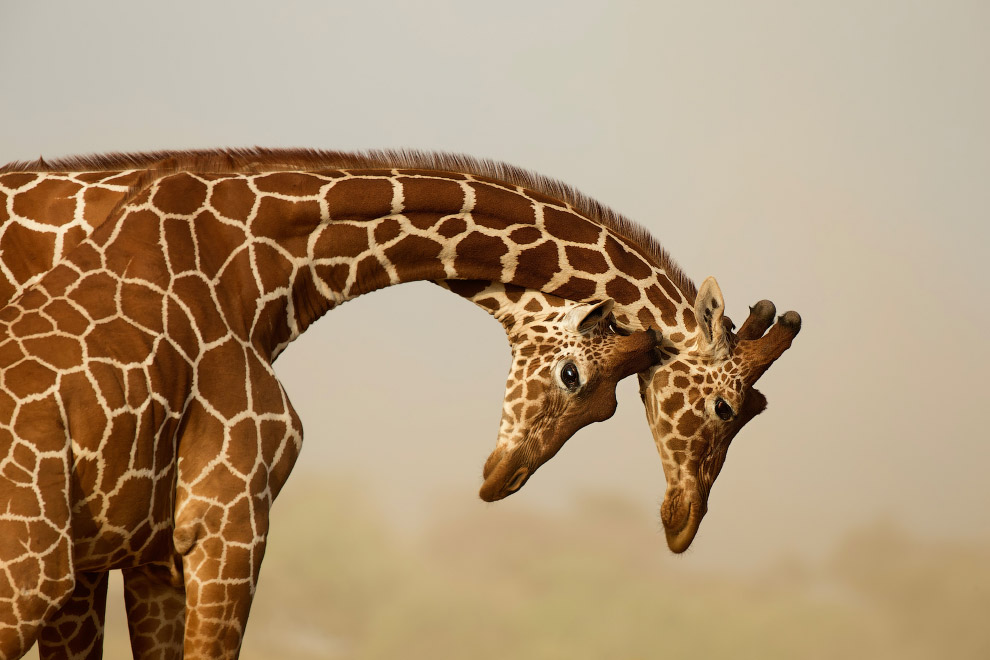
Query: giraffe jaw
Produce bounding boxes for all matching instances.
[479,465,530,502]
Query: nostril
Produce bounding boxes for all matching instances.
[506,467,529,492]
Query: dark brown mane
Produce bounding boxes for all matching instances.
[1,147,697,299]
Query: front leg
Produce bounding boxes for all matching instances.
[176,506,269,659]
[37,571,108,660]
[0,440,76,658]
[122,564,185,660]
[171,354,303,659]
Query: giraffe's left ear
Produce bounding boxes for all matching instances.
[695,277,726,350]
[564,299,615,334]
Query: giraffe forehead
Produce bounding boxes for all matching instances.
[672,355,741,386]
[708,358,751,393]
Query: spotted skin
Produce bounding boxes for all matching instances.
[0,150,800,657]
[636,280,800,552]
[443,282,659,501]
[0,151,663,659]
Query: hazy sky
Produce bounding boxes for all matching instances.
[1,1,987,573]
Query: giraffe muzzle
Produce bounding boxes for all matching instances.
[660,489,707,553]
[479,449,536,502]
[506,467,529,493]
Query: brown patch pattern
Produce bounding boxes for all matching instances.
[0,152,800,654]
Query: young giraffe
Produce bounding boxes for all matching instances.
[0,150,666,659]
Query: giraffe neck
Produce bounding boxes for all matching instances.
[98,167,671,361]
[1,160,703,356]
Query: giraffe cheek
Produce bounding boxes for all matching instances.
[676,411,703,438]
[585,387,618,423]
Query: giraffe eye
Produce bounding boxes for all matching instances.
[714,397,734,421]
[559,361,581,391]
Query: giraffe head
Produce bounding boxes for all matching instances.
[479,296,661,502]
[642,277,801,552]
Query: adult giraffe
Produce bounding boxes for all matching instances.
[0,157,648,503]
[0,150,667,659]
[0,153,799,529]
[0,149,800,656]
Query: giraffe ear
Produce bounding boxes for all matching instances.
[564,299,615,334]
[695,277,726,349]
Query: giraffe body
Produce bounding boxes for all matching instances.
[0,157,660,496]
[0,149,800,657]
[0,155,662,658]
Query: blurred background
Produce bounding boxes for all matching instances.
[2,1,987,657]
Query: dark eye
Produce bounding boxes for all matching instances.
[560,361,581,391]
[714,397,734,421]
[607,315,631,336]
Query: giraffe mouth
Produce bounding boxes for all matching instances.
[480,428,563,502]
[480,448,515,502]
[660,494,706,553]
[479,459,531,502]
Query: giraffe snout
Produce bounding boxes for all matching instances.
[479,445,517,502]
[659,488,706,554]
[506,467,529,493]
[480,445,536,502]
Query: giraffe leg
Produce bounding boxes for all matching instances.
[0,453,76,658]
[122,564,185,660]
[36,571,108,660]
[169,359,301,659]
[170,426,291,657]
[174,498,271,660]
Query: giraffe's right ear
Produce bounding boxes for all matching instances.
[695,277,727,351]
[564,299,615,334]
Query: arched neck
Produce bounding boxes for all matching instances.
[114,168,691,363]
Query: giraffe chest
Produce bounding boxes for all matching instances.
[0,313,192,569]
[0,254,304,568]
[0,270,197,566]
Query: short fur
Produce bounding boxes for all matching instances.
[1,147,697,300]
